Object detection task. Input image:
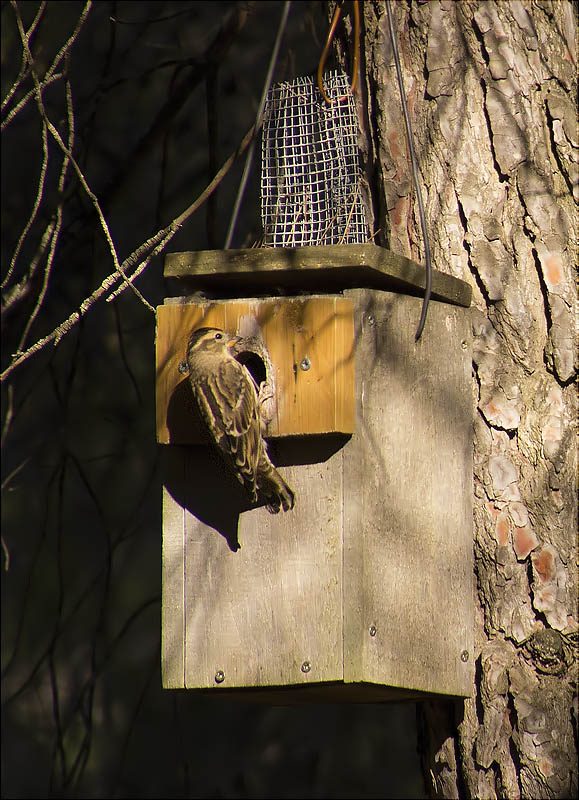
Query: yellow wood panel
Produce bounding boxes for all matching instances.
[155,297,355,442]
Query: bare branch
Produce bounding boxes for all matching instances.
[0,123,255,383]
[17,72,74,352]
[1,72,63,132]
[99,1,253,212]
[1,385,14,448]
[10,1,154,314]
[106,124,256,302]
[1,120,49,290]
[2,0,90,129]
[1,1,45,113]
[44,1,92,81]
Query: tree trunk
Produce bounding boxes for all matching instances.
[350,1,577,797]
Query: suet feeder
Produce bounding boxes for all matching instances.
[157,73,474,702]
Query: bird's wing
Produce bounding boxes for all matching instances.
[195,359,261,490]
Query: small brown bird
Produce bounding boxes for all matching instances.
[186,327,295,514]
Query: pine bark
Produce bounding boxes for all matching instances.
[351,1,577,797]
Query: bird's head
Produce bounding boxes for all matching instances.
[186,327,241,360]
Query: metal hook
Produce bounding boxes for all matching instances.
[317,0,360,104]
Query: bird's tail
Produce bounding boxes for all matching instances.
[259,464,295,514]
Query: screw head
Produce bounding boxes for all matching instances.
[367,315,375,326]
[214,670,225,683]
[301,660,311,674]
[460,650,469,663]
[369,625,377,637]
[460,340,468,350]
[300,357,311,371]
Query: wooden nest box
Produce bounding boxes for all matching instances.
[157,243,474,702]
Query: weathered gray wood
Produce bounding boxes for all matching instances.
[161,291,474,699]
[343,290,474,696]
[163,443,344,691]
[164,244,472,308]
[161,449,186,688]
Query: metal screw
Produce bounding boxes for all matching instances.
[301,660,311,673]
[214,670,225,683]
[178,360,189,374]
[300,358,311,371]
[460,340,468,350]
[369,625,377,637]
[460,650,469,663]
[367,315,375,326]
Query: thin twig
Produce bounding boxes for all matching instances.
[1,1,45,112]
[2,221,56,314]
[11,1,153,313]
[1,536,9,572]
[1,73,64,132]
[1,385,14,449]
[205,67,220,248]
[283,207,303,247]
[0,457,30,494]
[17,71,75,352]
[337,183,360,245]
[2,0,90,130]
[43,1,92,82]
[99,2,252,213]
[224,0,291,248]
[2,121,49,290]
[106,123,256,301]
[1,124,256,382]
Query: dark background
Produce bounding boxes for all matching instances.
[1,2,424,797]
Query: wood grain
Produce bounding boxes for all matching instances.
[161,444,344,691]
[161,291,474,699]
[342,289,474,697]
[155,296,355,442]
[163,244,472,308]
[161,449,186,688]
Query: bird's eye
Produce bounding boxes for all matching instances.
[215,332,223,340]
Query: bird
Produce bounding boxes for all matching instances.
[185,327,295,514]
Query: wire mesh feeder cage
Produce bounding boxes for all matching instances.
[261,70,369,248]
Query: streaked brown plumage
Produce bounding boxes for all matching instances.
[186,327,295,514]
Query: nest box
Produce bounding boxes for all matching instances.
[157,243,474,702]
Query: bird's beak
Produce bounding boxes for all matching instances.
[227,336,243,349]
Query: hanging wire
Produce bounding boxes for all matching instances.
[385,0,432,341]
[224,1,292,250]
[317,0,360,104]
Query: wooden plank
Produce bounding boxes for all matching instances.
[164,244,472,308]
[175,447,344,690]
[161,448,186,688]
[155,296,355,443]
[342,289,474,697]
